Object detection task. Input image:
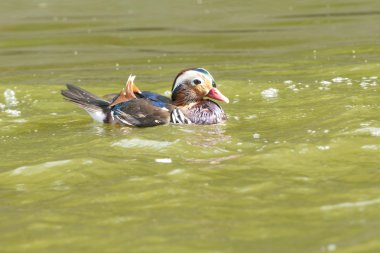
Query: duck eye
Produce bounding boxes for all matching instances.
[192,78,202,85]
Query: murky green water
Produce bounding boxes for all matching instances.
[1,0,380,252]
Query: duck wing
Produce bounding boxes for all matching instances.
[111,99,171,127]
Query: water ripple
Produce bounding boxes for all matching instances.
[11,160,71,176]
[321,197,380,211]
[112,138,174,149]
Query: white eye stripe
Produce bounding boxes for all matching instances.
[172,70,212,91]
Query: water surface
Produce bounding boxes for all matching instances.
[1,0,380,252]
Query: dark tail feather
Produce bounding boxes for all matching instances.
[61,84,111,122]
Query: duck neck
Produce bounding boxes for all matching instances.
[171,87,201,107]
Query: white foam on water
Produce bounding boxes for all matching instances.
[361,145,380,150]
[326,244,337,252]
[15,184,27,192]
[13,119,28,123]
[261,88,278,99]
[2,89,21,117]
[332,77,350,83]
[356,127,380,137]
[155,158,172,164]
[244,115,257,120]
[51,180,70,191]
[11,160,71,176]
[287,84,299,92]
[82,159,93,165]
[321,197,380,211]
[252,133,260,139]
[4,89,18,106]
[5,109,21,117]
[168,169,184,175]
[320,80,332,85]
[112,138,173,149]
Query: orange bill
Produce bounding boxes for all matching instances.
[206,87,229,103]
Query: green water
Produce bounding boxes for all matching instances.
[1,0,380,252]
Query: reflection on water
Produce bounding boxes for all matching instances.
[178,124,231,148]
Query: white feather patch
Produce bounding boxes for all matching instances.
[172,70,213,91]
[87,110,106,122]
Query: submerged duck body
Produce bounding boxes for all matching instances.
[61,68,229,127]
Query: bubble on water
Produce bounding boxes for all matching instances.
[0,103,5,110]
[283,80,293,84]
[360,81,369,89]
[261,88,278,99]
[317,145,330,150]
[289,86,299,92]
[359,76,378,89]
[4,89,18,106]
[155,158,172,164]
[326,244,337,252]
[318,80,332,90]
[332,77,349,83]
[252,133,260,139]
[320,80,331,85]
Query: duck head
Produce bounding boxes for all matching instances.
[171,68,229,106]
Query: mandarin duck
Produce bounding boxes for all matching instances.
[61,68,229,127]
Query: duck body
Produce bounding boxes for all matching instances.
[61,68,228,127]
